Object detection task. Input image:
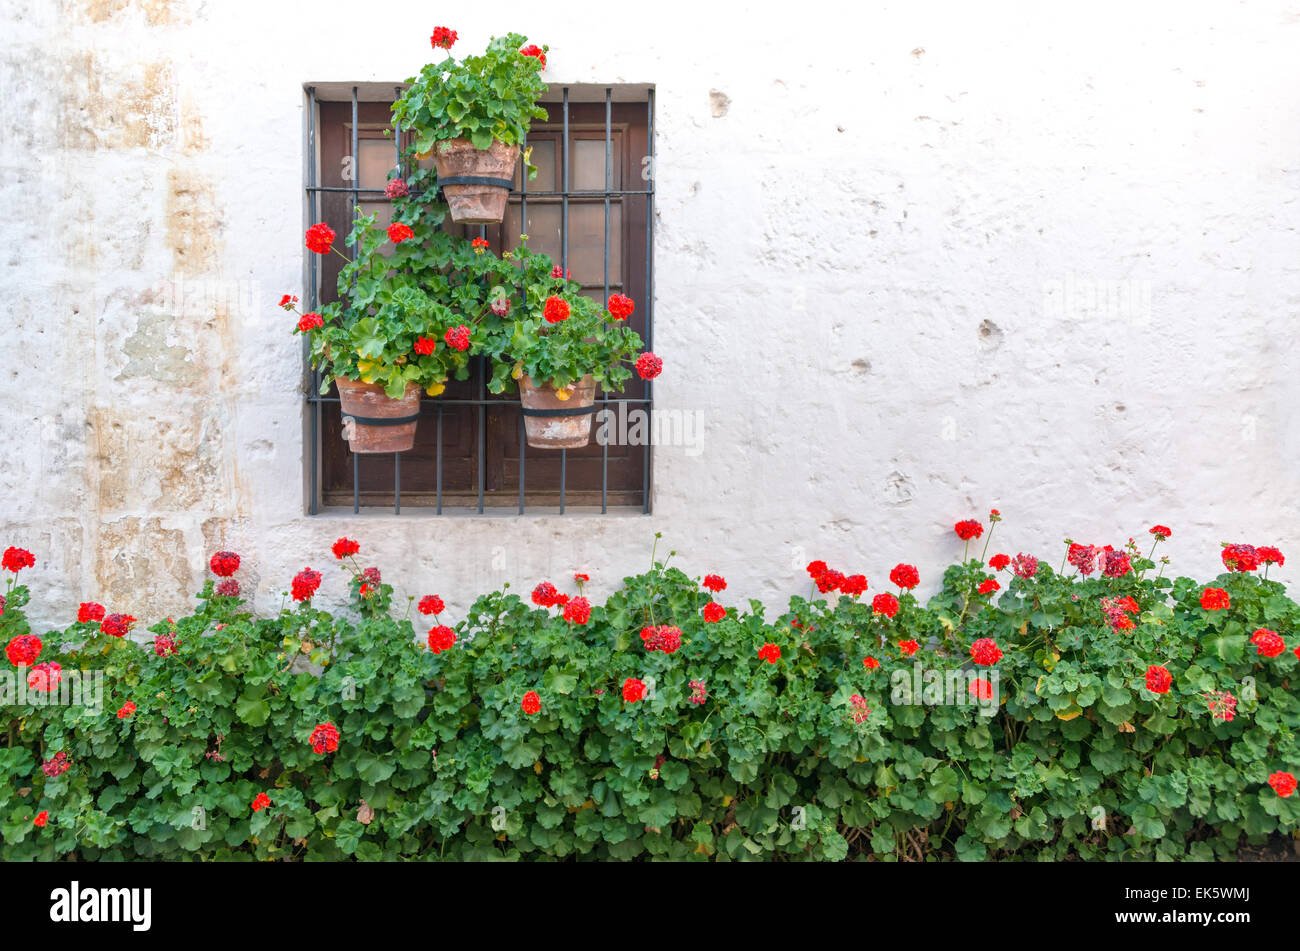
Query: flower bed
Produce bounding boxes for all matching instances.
[1,521,1297,861]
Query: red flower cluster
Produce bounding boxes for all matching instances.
[889,563,919,590]
[2,547,34,573]
[1199,587,1230,611]
[431,26,457,50]
[1066,543,1100,576]
[898,639,920,657]
[1269,771,1297,798]
[6,634,41,667]
[117,700,136,719]
[1258,546,1285,566]
[635,352,663,380]
[387,223,414,244]
[1101,596,1139,631]
[519,44,547,68]
[309,722,340,755]
[532,581,559,607]
[758,642,781,664]
[154,634,178,656]
[871,593,899,618]
[607,293,634,320]
[427,625,456,653]
[292,568,323,602]
[977,578,999,595]
[848,694,871,724]
[1100,545,1132,578]
[418,595,445,616]
[1221,543,1259,572]
[34,811,48,828]
[640,625,682,654]
[414,336,437,356]
[216,579,240,598]
[27,662,61,692]
[385,178,409,198]
[841,574,868,597]
[296,313,324,333]
[622,678,645,703]
[209,551,240,577]
[100,614,135,638]
[1010,553,1039,579]
[1145,665,1172,694]
[1204,689,1237,722]
[305,222,336,255]
[702,602,726,623]
[989,553,1010,571]
[550,265,570,280]
[702,573,727,592]
[954,519,984,540]
[279,294,298,309]
[521,691,542,715]
[562,596,591,625]
[77,602,105,623]
[444,325,471,351]
[42,750,70,777]
[1250,628,1286,658]
[332,537,360,559]
[251,792,272,813]
[471,236,490,253]
[969,678,994,701]
[1148,525,1172,541]
[688,680,707,705]
[543,296,570,323]
[969,638,1003,666]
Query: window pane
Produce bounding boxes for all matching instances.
[567,202,621,285]
[505,202,562,261]
[573,138,621,190]
[358,137,396,189]
[514,138,557,192]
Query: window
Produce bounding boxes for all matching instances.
[303,85,655,515]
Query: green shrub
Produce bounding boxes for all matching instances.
[1,529,1296,861]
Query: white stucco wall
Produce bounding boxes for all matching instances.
[3,0,1298,630]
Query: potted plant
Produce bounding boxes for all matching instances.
[391,29,549,225]
[289,202,493,453]
[474,241,663,449]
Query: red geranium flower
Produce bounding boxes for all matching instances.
[33,811,48,828]
[989,554,1010,571]
[305,222,336,255]
[444,325,471,351]
[387,222,414,243]
[77,602,105,623]
[291,568,323,602]
[641,625,682,654]
[216,579,240,597]
[1148,525,1172,541]
[41,751,70,778]
[521,691,542,715]
[815,569,844,594]
[519,44,547,68]
[871,593,899,618]
[251,792,272,812]
[635,352,663,380]
[688,680,707,705]
[622,678,645,703]
[100,614,135,638]
[607,293,634,320]
[806,560,828,578]
[1200,587,1230,611]
[309,723,339,755]
[898,639,920,657]
[2,547,35,573]
[970,678,994,701]
[1268,771,1297,798]
[531,581,558,607]
[117,700,136,719]
[1221,543,1259,572]
[954,519,984,540]
[27,662,62,693]
[977,578,999,595]
[563,596,592,625]
[209,550,240,577]
[702,602,726,623]
[279,294,299,309]
[702,573,727,592]
[1145,665,1172,694]
[1250,628,1286,658]
[427,625,456,653]
[154,634,178,656]
[1258,546,1285,566]
[863,656,880,670]
[6,634,41,667]
[1204,689,1237,722]
[431,26,457,50]
[332,537,360,559]
[553,593,569,607]
[1010,553,1039,579]
[969,638,1003,666]
[414,336,437,356]
[889,563,919,590]
[1100,546,1132,578]
[841,574,868,597]
[384,178,409,198]
[758,642,781,664]
[418,595,445,616]
[543,296,570,323]
[1067,543,1100,576]
[296,312,324,333]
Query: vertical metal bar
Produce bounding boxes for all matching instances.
[353,453,359,514]
[561,87,569,517]
[350,87,359,261]
[393,89,403,518]
[436,402,443,515]
[477,353,485,516]
[307,86,319,516]
[394,452,400,515]
[601,88,612,514]
[393,86,402,178]
[518,129,527,516]
[643,89,655,514]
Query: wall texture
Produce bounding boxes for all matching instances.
[3,0,1298,631]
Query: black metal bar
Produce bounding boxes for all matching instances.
[561,88,569,517]
[601,87,612,514]
[394,87,403,518]
[394,451,400,515]
[477,318,485,516]
[644,88,655,515]
[436,402,443,515]
[308,86,319,516]
[519,128,527,516]
[309,396,652,406]
[350,87,359,262]
[305,186,654,196]
[353,453,359,514]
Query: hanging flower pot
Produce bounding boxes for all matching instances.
[518,374,597,449]
[432,139,518,225]
[336,378,422,453]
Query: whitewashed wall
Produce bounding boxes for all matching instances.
[3,0,1298,630]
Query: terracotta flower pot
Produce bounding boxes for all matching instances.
[336,377,421,454]
[432,138,518,224]
[518,375,597,450]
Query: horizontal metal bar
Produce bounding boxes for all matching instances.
[307,397,652,406]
